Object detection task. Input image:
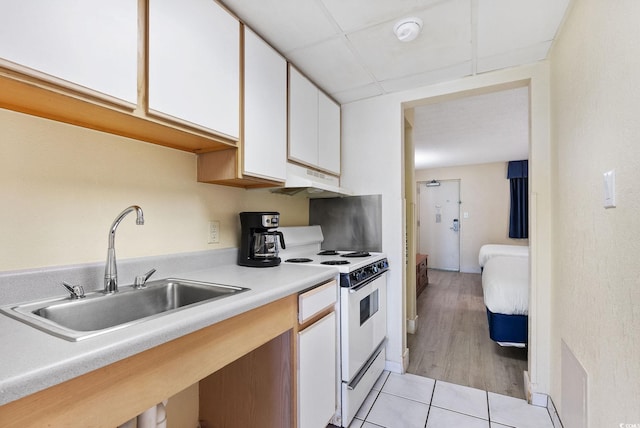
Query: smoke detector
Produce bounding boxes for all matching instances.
[393,17,423,42]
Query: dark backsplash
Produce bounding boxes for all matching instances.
[309,195,382,252]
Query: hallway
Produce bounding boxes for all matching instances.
[407,269,528,399]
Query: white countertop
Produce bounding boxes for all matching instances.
[0,262,338,406]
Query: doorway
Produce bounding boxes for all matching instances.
[417,179,460,271]
[404,83,532,399]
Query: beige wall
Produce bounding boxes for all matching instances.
[342,63,552,388]
[550,0,640,425]
[415,162,527,273]
[0,108,308,271]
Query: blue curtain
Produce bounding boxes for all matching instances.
[507,160,528,239]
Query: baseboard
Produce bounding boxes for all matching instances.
[523,371,548,407]
[384,347,409,374]
[523,371,532,402]
[407,315,418,334]
[402,347,409,372]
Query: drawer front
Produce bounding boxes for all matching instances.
[299,279,337,324]
[418,271,427,283]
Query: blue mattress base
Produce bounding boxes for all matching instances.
[486,308,528,345]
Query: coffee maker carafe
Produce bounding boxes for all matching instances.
[238,212,286,267]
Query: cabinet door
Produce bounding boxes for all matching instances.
[298,312,337,428]
[243,28,287,182]
[289,66,319,167]
[0,0,137,105]
[318,92,341,175]
[148,0,240,139]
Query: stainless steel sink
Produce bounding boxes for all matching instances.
[0,279,249,341]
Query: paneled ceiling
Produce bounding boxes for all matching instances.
[220,0,570,170]
[221,0,570,104]
[412,86,530,169]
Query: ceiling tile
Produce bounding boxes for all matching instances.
[477,0,571,57]
[379,61,473,94]
[477,41,551,73]
[347,0,472,81]
[320,0,443,32]
[286,36,375,94]
[220,0,570,105]
[412,86,529,169]
[221,0,338,53]
[333,83,385,105]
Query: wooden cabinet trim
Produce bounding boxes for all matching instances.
[0,68,236,153]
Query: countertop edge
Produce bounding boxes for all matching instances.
[0,262,338,406]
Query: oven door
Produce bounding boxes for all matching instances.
[340,272,387,382]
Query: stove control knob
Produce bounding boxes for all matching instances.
[371,264,379,274]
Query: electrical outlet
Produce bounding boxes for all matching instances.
[208,221,220,244]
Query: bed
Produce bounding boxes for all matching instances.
[481,255,529,347]
[478,244,529,268]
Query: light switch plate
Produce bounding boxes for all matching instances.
[603,170,616,208]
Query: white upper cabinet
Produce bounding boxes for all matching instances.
[243,28,287,182]
[148,0,240,139]
[0,0,137,105]
[289,66,319,168]
[318,92,341,175]
[288,66,341,176]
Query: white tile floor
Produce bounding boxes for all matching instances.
[347,372,554,428]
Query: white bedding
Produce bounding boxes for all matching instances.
[478,244,529,267]
[481,256,529,315]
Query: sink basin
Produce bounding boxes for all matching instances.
[1,278,249,341]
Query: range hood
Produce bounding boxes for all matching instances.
[270,163,353,198]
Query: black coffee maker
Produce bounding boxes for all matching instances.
[238,212,286,267]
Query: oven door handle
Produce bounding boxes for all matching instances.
[348,271,387,293]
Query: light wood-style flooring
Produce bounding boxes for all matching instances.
[407,269,528,399]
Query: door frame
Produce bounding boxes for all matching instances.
[401,72,551,401]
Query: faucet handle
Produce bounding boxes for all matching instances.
[62,282,85,299]
[134,268,157,289]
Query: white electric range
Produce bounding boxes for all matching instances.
[278,226,388,427]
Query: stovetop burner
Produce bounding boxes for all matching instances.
[317,250,339,256]
[285,258,313,263]
[321,260,351,265]
[341,251,371,258]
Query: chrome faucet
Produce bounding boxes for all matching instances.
[104,205,144,293]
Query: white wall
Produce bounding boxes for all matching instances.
[341,63,552,396]
[0,108,309,271]
[416,162,527,273]
[549,0,640,425]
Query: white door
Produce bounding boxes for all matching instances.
[298,312,336,428]
[418,180,460,271]
[243,27,287,181]
[148,0,240,138]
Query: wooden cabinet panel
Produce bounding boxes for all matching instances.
[148,0,240,139]
[243,27,287,182]
[199,332,292,428]
[0,0,137,105]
